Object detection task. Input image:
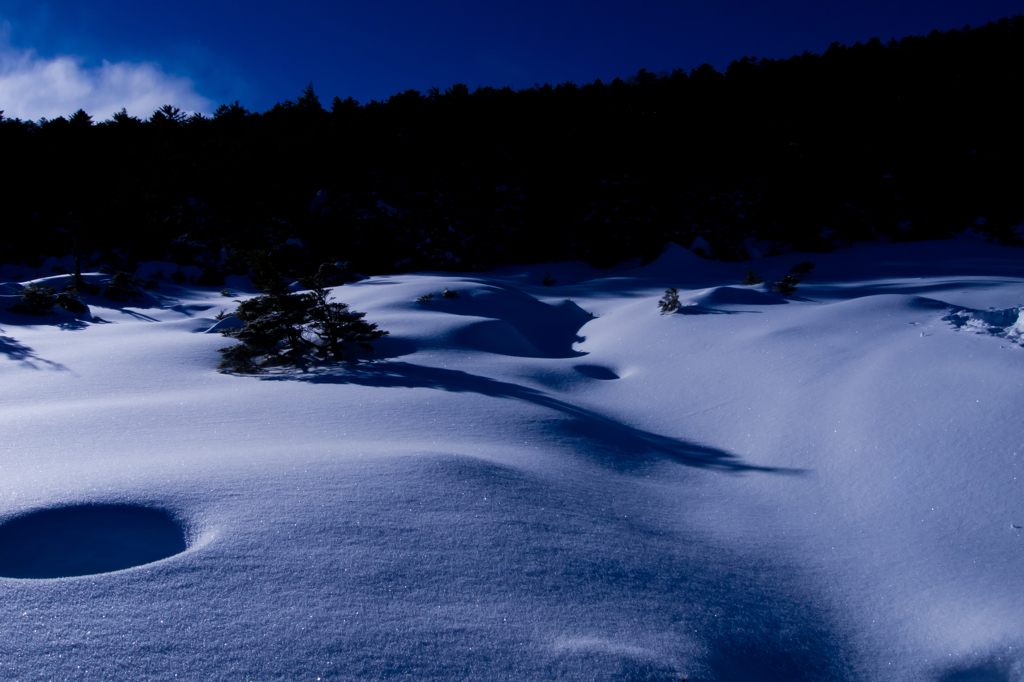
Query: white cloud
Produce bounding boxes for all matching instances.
[0,44,214,122]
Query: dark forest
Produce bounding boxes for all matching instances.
[2,16,1022,284]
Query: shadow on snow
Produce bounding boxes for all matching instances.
[0,332,67,370]
[257,361,801,475]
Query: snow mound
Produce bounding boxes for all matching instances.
[0,505,188,579]
[688,284,785,306]
[638,241,727,280]
[203,316,244,333]
[450,318,543,356]
[421,282,593,357]
[944,305,1024,344]
[673,284,785,313]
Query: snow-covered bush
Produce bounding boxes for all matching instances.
[8,284,57,315]
[304,262,360,287]
[742,267,764,285]
[658,287,680,313]
[103,272,144,301]
[54,291,88,314]
[771,274,800,297]
[218,285,387,373]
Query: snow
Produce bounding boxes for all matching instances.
[203,316,244,334]
[1,240,1023,680]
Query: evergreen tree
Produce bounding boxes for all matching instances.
[304,285,388,359]
[297,82,323,111]
[109,108,142,126]
[658,287,681,313]
[219,286,387,372]
[8,284,57,315]
[772,275,800,297]
[330,96,360,116]
[743,268,764,285]
[150,105,185,126]
[214,101,250,122]
[68,109,93,128]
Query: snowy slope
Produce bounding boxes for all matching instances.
[0,240,1022,681]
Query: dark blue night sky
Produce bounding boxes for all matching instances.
[1,0,1022,117]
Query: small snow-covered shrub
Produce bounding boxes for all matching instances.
[54,291,87,314]
[442,287,459,299]
[416,293,435,303]
[103,272,144,301]
[658,287,681,314]
[742,267,764,285]
[304,262,359,287]
[542,273,556,287]
[8,284,56,315]
[771,274,800,297]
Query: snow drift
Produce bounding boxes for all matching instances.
[0,239,1022,681]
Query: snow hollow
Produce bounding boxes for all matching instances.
[1,239,1022,681]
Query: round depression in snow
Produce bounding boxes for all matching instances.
[0,504,188,579]
[574,364,620,380]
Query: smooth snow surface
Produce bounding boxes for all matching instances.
[1,240,1022,681]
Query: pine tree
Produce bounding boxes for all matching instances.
[658,287,681,313]
[297,82,323,111]
[772,274,800,297]
[214,101,249,122]
[219,286,387,372]
[150,105,185,126]
[110,108,141,126]
[304,285,387,359]
[68,109,93,128]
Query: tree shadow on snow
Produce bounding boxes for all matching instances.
[258,361,802,475]
[675,305,763,315]
[0,332,67,370]
[168,303,217,317]
[118,309,161,322]
[936,655,1019,682]
[809,279,1012,301]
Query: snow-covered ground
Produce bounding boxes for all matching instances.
[1,240,1022,681]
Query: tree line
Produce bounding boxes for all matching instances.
[1,15,1021,283]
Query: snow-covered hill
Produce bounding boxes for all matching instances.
[1,239,1022,681]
